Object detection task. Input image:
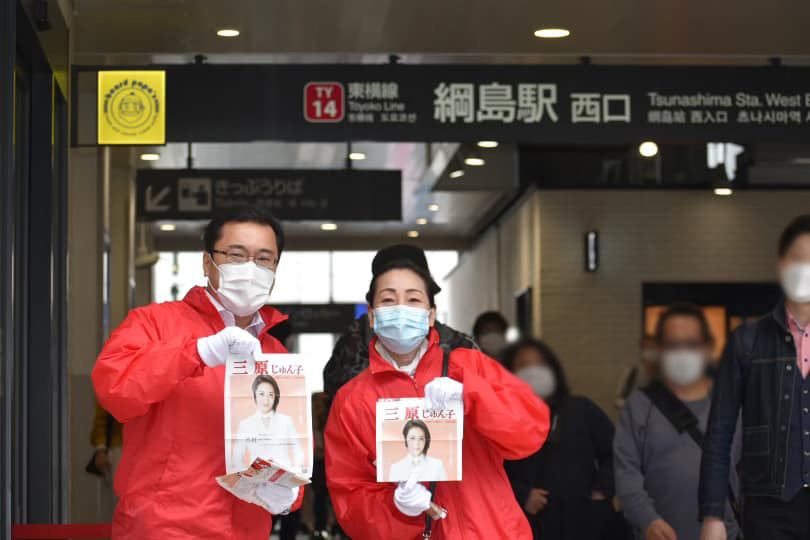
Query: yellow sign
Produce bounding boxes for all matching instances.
[98,70,166,145]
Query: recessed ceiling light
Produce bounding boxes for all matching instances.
[428,204,440,212]
[160,224,176,231]
[714,187,733,197]
[791,157,810,165]
[534,28,570,39]
[348,152,366,160]
[320,223,338,231]
[140,153,160,161]
[216,28,240,37]
[416,218,428,225]
[638,141,659,158]
[477,141,499,148]
[464,157,485,166]
[407,230,420,238]
[449,169,465,179]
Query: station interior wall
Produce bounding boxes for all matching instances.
[446,189,810,416]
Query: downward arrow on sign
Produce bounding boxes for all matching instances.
[145,185,171,212]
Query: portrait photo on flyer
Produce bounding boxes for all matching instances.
[375,398,463,483]
[224,353,314,477]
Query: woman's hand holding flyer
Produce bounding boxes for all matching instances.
[423,377,463,410]
[393,472,432,516]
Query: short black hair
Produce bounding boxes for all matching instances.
[203,207,285,261]
[402,419,431,455]
[779,215,810,257]
[472,311,509,338]
[655,302,714,345]
[252,374,281,412]
[501,338,570,401]
[365,258,439,307]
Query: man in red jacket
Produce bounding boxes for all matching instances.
[325,256,550,539]
[92,208,303,540]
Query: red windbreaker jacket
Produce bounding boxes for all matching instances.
[92,286,304,540]
[325,329,550,540]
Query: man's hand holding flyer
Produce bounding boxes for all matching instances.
[376,398,463,483]
[216,352,314,513]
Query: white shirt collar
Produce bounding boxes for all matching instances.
[375,339,429,377]
[205,289,266,338]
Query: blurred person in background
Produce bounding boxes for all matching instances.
[472,310,510,359]
[322,244,476,401]
[504,338,617,540]
[615,334,659,410]
[701,215,810,540]
[615,303,740,540]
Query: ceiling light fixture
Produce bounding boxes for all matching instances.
[140,153,160,161]
[320,223,338,231]
[428,204,440,212]
[407,230,420,238]
[638,141,659,158]
[348,152,366,161]
[216,28,240,37]
[159,224,176,232]
[464,157,485,166]
[416,218,428,225]
[477,141,499,148]
[534,28,570,39]
[713,187,733,197]
[449,169,465,179]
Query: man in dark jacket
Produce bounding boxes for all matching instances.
[701,215,810,540]
[322,244,477,398]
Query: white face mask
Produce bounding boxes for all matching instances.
[478,332,506,358]
[516,365,556,399]
[661,350,706,387]
[210,261,275,317]
[781,263,810,303]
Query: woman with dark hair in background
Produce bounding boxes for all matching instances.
[504,338,618,540]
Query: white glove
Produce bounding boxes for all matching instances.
[424,377,463,410]
[394,473,432,517]
[255,482,299,515]
[197,326,261,368]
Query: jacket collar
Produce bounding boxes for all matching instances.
[182,285,288,336]
[369,327,440,376]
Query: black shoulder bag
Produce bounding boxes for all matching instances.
[423,348,451,539]
[642,380,742,530]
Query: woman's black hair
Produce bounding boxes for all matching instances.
[655,302,715,345]
[365,258,439,307]
[402,419,431,455]
[203,207,285,261]
[252,374,281,412]
[778,214,810,257]
[502,338,570,402]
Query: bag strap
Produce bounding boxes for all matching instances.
[642,380,742,528]
[423,348,451,539]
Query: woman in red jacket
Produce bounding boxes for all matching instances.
[325,257,550,539]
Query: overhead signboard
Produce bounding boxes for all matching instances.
[97,70,165,145]
[135,168,401,221]
[79,65,810,145]
[166,65,810,143]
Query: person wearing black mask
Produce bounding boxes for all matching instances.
[504,338,616,540]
